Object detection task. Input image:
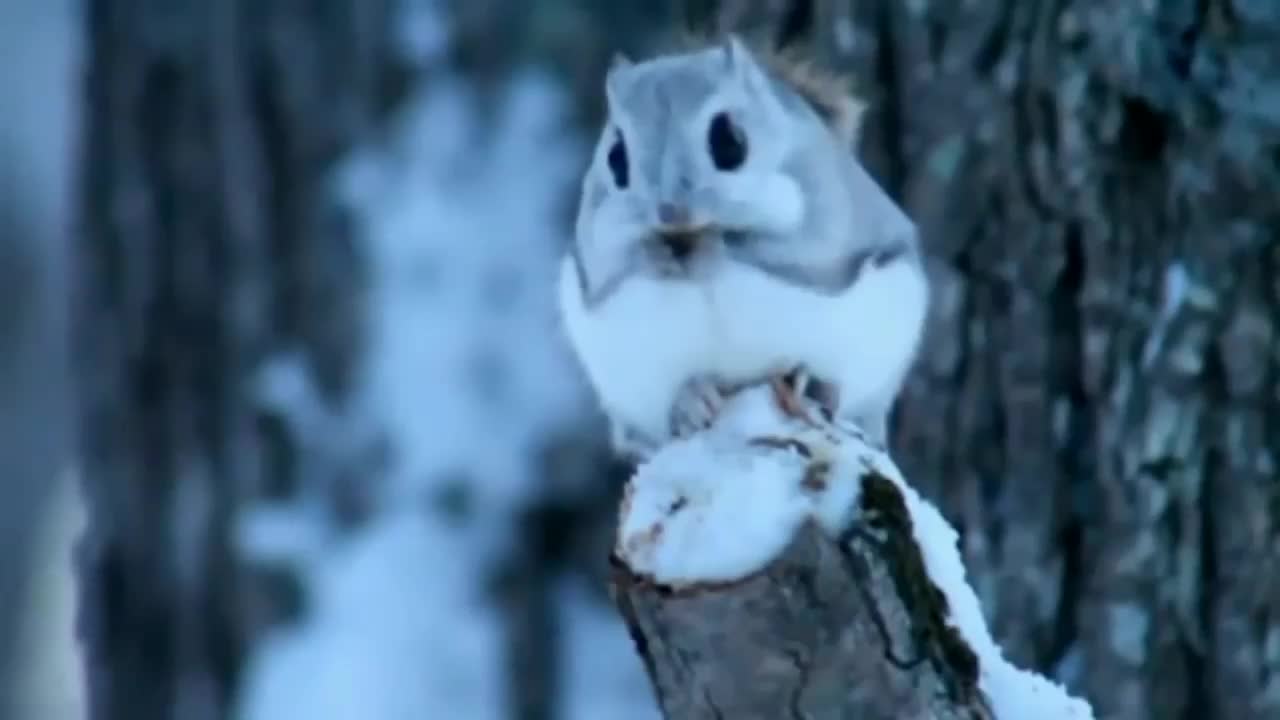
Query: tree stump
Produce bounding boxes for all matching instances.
[608,388,1093,719]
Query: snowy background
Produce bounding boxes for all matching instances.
[5,1,662,718]
[231,32,657,720]
[5,0,1279,719]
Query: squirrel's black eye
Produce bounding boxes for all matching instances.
[606,131,629,189]
[707,112,747,171]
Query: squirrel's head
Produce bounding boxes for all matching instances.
[574,35,865,288]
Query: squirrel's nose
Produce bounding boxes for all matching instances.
[653,203,706,262]
[657,202,691,227]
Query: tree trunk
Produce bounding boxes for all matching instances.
[810,1,1280,718]
[73,2,403,718]
[612,516,996,720]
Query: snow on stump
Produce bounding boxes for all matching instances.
[609,386,1096,720]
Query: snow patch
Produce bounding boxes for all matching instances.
[235,512,506,720]
[347,67,589,520]
[618,431,815,584]
[877,459,1096,719]
[235,13,600,718]
[617,388,864,585]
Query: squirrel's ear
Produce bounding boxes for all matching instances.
[604,53,632,107]
[721,34,749,72]
[722,35,761,79]
[608,52,633,75]
[722,35,770,97]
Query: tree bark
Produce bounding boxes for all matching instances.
[612,511,994,720]
[73,2,403,719]
[803,2,1280,718]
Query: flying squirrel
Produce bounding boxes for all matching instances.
[557,14,929,461]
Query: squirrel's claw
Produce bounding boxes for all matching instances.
[770,367,841,426]
[770,369,823,427]
[669,374,729,438]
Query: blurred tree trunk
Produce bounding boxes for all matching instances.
[803,2,1280,719]
[73,2,405,719]
[70,1,1280,719]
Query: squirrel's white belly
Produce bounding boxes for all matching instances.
[708,257,929,419]
[558,258,716,440]
[557,254,928,439]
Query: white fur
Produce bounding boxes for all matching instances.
[557,251,929,443]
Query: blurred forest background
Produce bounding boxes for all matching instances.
[0,0,1277,719]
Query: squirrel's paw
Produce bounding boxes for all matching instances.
[669,374,729,439]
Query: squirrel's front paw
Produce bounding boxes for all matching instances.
[669,375,729,438]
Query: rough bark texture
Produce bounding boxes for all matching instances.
[611,470,995,720]
[808,2,1280,718]
[73,2,403,718]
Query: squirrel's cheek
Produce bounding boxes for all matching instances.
[692,173,803,235]
[749,173,805,233]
